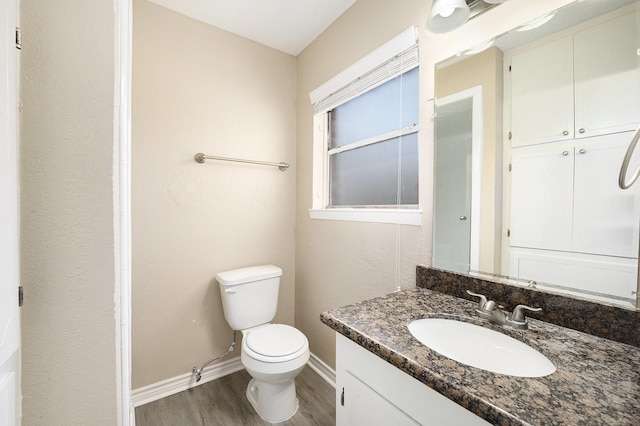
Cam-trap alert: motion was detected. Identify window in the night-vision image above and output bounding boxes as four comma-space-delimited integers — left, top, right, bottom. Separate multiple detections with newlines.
328, 67, 418, 207
309, 28, 421, 225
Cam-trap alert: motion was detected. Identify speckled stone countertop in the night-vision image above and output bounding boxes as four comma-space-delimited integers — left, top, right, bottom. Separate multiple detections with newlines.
321, 287, 640, 425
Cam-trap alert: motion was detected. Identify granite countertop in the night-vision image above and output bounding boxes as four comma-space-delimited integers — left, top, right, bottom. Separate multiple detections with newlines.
321, 287, 640, 425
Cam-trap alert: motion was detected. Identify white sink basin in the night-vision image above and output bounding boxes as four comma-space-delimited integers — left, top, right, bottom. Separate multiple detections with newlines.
408, 318, 556, 377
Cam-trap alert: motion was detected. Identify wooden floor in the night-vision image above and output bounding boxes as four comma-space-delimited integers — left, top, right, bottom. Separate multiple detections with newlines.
135, 366, 336, 426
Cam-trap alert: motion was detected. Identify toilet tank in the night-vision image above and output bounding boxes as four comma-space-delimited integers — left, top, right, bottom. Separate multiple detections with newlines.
216, 265, 282, 331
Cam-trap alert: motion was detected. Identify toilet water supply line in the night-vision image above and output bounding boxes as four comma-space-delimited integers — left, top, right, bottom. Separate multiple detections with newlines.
192, 331, 237, 382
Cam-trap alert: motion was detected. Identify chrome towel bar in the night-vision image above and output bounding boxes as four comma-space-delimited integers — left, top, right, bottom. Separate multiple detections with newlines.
194, 153, 289, 171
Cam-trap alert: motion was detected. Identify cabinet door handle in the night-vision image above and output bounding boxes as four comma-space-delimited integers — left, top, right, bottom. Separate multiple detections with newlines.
578, 128, 586, 134
578, 149, 586, 154
562, 130, 569, 136
459, 216, 467, 221
562, 151, 569, 156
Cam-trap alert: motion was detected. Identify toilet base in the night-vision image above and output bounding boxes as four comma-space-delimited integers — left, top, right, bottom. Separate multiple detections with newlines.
246, 377, 299, 423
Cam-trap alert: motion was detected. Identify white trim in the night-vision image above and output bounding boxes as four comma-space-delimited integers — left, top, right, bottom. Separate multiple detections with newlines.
115, 0, 133, 425
307, 353, 336, 388
468, 87, 483, 271
311, 114, 328, 210
131, 356, 244, 408
309, 208, 422, 226
309, 27, 418, 106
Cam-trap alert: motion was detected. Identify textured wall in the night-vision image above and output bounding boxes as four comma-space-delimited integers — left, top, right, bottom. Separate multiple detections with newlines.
132, 0, 297, 388
295, 0, 432, 370
19, 0, 119, 424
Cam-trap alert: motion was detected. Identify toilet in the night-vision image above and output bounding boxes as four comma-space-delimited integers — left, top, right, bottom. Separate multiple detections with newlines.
216, 265, 310, 423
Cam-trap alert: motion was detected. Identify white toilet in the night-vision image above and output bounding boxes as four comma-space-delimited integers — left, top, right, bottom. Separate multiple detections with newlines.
216, 265, 310, 423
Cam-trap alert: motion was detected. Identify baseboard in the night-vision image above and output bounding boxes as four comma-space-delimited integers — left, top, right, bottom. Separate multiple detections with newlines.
131, 356, 244, 407
131, 352, 337, 408
307, 352, 336, 388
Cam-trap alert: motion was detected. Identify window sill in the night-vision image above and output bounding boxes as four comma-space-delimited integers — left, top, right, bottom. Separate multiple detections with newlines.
309, 208, 422, 226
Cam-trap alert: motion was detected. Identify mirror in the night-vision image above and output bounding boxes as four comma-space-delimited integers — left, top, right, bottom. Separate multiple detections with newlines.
433, 0, 640, 308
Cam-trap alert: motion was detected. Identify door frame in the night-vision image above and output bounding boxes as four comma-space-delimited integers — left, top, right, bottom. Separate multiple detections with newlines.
434, 86, 484, 272
0, 0, 21, 423
116, 0, 133, 424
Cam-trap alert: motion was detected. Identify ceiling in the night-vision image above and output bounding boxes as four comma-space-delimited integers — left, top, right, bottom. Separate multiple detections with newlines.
147, 0, 357, 56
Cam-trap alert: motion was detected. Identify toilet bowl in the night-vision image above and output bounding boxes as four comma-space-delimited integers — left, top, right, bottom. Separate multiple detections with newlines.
241, 324, 310, 422
216, 265, 310, 423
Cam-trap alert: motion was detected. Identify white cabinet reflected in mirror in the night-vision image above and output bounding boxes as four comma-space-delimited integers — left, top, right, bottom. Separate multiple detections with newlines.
433, 0, 640, 308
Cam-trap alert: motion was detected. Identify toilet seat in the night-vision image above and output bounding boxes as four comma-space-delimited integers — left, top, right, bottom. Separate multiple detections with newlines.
243, 324, 308, 363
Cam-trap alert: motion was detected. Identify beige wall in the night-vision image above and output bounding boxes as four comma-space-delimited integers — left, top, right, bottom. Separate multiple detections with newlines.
20, 0, 120, 424
131, 0, 297, 388
435, 47, 504, 273
295, 0, 432, 370
294, 0, 574, 370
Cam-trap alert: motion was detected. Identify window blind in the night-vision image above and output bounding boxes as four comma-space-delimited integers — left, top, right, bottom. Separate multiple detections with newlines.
309, 27, 419, 114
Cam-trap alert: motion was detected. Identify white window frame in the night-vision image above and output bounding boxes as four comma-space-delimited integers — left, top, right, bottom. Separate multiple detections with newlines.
308, 27, 422, 226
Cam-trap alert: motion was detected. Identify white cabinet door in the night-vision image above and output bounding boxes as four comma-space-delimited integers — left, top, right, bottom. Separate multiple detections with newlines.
510, 141, 575, 250
574, 13, 640, 138
341, 372, 419, 426
336, 334, 491, 426
573, 132, 640, 257
509, 36, 574, 147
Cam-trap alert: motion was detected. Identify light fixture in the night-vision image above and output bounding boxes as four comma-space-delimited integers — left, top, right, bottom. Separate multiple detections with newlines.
428, 0, 471, 33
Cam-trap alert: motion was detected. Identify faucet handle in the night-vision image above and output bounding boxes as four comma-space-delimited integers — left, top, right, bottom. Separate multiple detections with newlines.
510, 304, 542, 322
466, 290, 488, 309
483, 300, 499, 312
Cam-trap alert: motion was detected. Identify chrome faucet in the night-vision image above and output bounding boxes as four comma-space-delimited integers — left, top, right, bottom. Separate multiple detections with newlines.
466, 290, 541, 330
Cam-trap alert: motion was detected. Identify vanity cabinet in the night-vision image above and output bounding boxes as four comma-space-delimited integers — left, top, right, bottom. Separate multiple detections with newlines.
508, 12, 640, 148
335, 334, 490, 426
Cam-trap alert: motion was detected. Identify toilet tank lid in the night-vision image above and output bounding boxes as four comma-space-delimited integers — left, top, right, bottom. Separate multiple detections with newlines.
216, 264, 282, 286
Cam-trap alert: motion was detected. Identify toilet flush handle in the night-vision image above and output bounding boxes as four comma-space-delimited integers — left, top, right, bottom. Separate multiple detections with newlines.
225, 289, 237, 294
